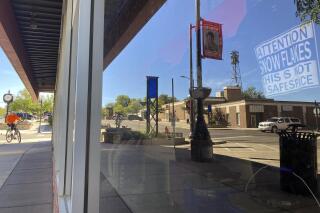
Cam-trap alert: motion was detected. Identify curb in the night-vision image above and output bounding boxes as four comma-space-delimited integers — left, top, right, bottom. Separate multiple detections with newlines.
212, 140, 227, 145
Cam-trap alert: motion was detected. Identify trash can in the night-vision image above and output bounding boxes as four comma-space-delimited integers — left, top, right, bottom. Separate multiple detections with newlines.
279, 131, 318, 195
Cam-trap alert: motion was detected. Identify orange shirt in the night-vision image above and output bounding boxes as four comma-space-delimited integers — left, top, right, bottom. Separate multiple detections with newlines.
6, 114, 20, 124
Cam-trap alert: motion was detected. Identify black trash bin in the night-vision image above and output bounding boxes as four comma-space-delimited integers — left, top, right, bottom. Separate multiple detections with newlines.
279, 131, 318, 195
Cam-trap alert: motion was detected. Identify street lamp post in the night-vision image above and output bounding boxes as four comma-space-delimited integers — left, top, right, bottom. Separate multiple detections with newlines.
189, 24, 195, 136
180, 75, 195, 137
190, 0, 213, 162
38, 99, 43, 133
172, 78, 176, 148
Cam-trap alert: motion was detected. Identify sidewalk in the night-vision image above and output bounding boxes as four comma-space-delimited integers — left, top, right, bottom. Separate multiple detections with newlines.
0, 141, 52, 213
100, 143, 320, 213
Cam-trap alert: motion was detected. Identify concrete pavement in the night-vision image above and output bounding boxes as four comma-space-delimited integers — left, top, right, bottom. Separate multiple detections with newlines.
100, 143, 320, 213
0, 143, 34, 189
0, 141, 52, 213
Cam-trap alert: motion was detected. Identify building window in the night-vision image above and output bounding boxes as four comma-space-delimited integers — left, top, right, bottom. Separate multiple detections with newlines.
236, 113, 240, 126
249, 105, 264, 113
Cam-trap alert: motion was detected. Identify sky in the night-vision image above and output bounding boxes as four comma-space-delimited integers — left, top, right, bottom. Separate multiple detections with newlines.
0, 49, 25, 107
102, 0, 320, 105
1, 0, 320, 107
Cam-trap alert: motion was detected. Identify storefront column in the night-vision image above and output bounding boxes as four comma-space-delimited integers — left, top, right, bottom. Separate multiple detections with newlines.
70, 0, 104, 212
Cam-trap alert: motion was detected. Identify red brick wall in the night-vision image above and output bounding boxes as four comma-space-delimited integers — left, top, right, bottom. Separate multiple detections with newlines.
280, 106, 303, 122
263, 105, 278, 120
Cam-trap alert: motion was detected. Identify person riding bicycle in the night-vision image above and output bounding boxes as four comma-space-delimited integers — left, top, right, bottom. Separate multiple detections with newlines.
5, 113, 21, 131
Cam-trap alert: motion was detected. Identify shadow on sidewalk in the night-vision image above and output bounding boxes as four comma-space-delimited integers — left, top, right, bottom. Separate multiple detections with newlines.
100, 143, 320, 213
175, 148, 320, 211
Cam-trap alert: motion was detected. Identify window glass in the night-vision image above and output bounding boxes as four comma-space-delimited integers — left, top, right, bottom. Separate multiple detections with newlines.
99, 1, 320, 212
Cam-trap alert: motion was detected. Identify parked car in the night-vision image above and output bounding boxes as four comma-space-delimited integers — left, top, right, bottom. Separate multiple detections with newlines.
127, 114, 143, 121
17, 112, 35, 120
258, 117, 301, 133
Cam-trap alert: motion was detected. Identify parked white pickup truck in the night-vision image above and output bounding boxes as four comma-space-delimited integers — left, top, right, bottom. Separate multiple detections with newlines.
258, 117, 301, 133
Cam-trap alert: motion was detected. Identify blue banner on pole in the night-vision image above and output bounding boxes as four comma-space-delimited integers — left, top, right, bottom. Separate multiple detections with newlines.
147, 76, 158, 99
208, 104, 212, 113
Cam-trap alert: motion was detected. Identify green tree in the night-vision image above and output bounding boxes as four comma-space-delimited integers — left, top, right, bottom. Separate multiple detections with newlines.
127, 99, 143, 114
295, 0, 320, 24
10, 89, 54, 114
10, 89, 39, 114
40, 94, 54, 113
113, 103, 126, 115
242, 87, 265, 99
111, 95, 144, 115
158, 94, 178, 107
116, 95, 130, 107
0, 107, 6, 117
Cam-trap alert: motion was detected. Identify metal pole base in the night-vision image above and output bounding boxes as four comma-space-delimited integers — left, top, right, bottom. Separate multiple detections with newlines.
191, 140, 213, 162
190, 98, 213, 162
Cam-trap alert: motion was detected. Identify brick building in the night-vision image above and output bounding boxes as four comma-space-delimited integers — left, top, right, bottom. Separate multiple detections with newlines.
160, 87, 319, 129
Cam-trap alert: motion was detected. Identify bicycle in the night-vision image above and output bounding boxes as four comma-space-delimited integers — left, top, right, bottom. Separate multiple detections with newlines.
6, 122, 22, 143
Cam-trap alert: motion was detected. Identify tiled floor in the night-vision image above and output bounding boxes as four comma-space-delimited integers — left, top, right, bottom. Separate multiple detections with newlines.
100, 143, 320, 213
0, 142, 52, 213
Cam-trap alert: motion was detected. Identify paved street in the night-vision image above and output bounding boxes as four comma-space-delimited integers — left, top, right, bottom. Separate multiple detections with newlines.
102, 120, 320, 172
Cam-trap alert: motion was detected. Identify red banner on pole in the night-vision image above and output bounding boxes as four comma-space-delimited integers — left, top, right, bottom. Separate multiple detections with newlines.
202, 19, 223, 60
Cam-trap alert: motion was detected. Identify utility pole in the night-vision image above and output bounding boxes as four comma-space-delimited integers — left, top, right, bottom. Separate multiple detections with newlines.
195, 0, 202, 88
191, 0, 213, 162
172, 78, 176, 148
189, 24, 195, 137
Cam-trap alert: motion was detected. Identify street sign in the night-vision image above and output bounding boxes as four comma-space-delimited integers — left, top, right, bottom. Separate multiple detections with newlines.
146, 76, 158, 99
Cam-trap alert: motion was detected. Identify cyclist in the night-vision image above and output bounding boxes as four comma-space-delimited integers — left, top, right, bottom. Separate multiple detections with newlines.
5, 112, 21, 132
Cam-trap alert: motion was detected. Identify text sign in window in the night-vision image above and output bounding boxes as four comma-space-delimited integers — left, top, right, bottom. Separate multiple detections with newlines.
255, 22, 320, 97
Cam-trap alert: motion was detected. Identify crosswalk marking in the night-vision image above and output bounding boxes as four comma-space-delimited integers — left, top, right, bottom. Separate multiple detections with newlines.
235, 143, 256, 152
257, 144, 278, 152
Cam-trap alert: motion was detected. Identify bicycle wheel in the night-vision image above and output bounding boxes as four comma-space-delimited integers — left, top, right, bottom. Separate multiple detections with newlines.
6, 130, 13, 143
15, 130, 21, 143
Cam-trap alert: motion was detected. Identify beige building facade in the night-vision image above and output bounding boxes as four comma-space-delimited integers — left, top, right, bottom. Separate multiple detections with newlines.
213, 99, 318, 128
160, 87, 319, 129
